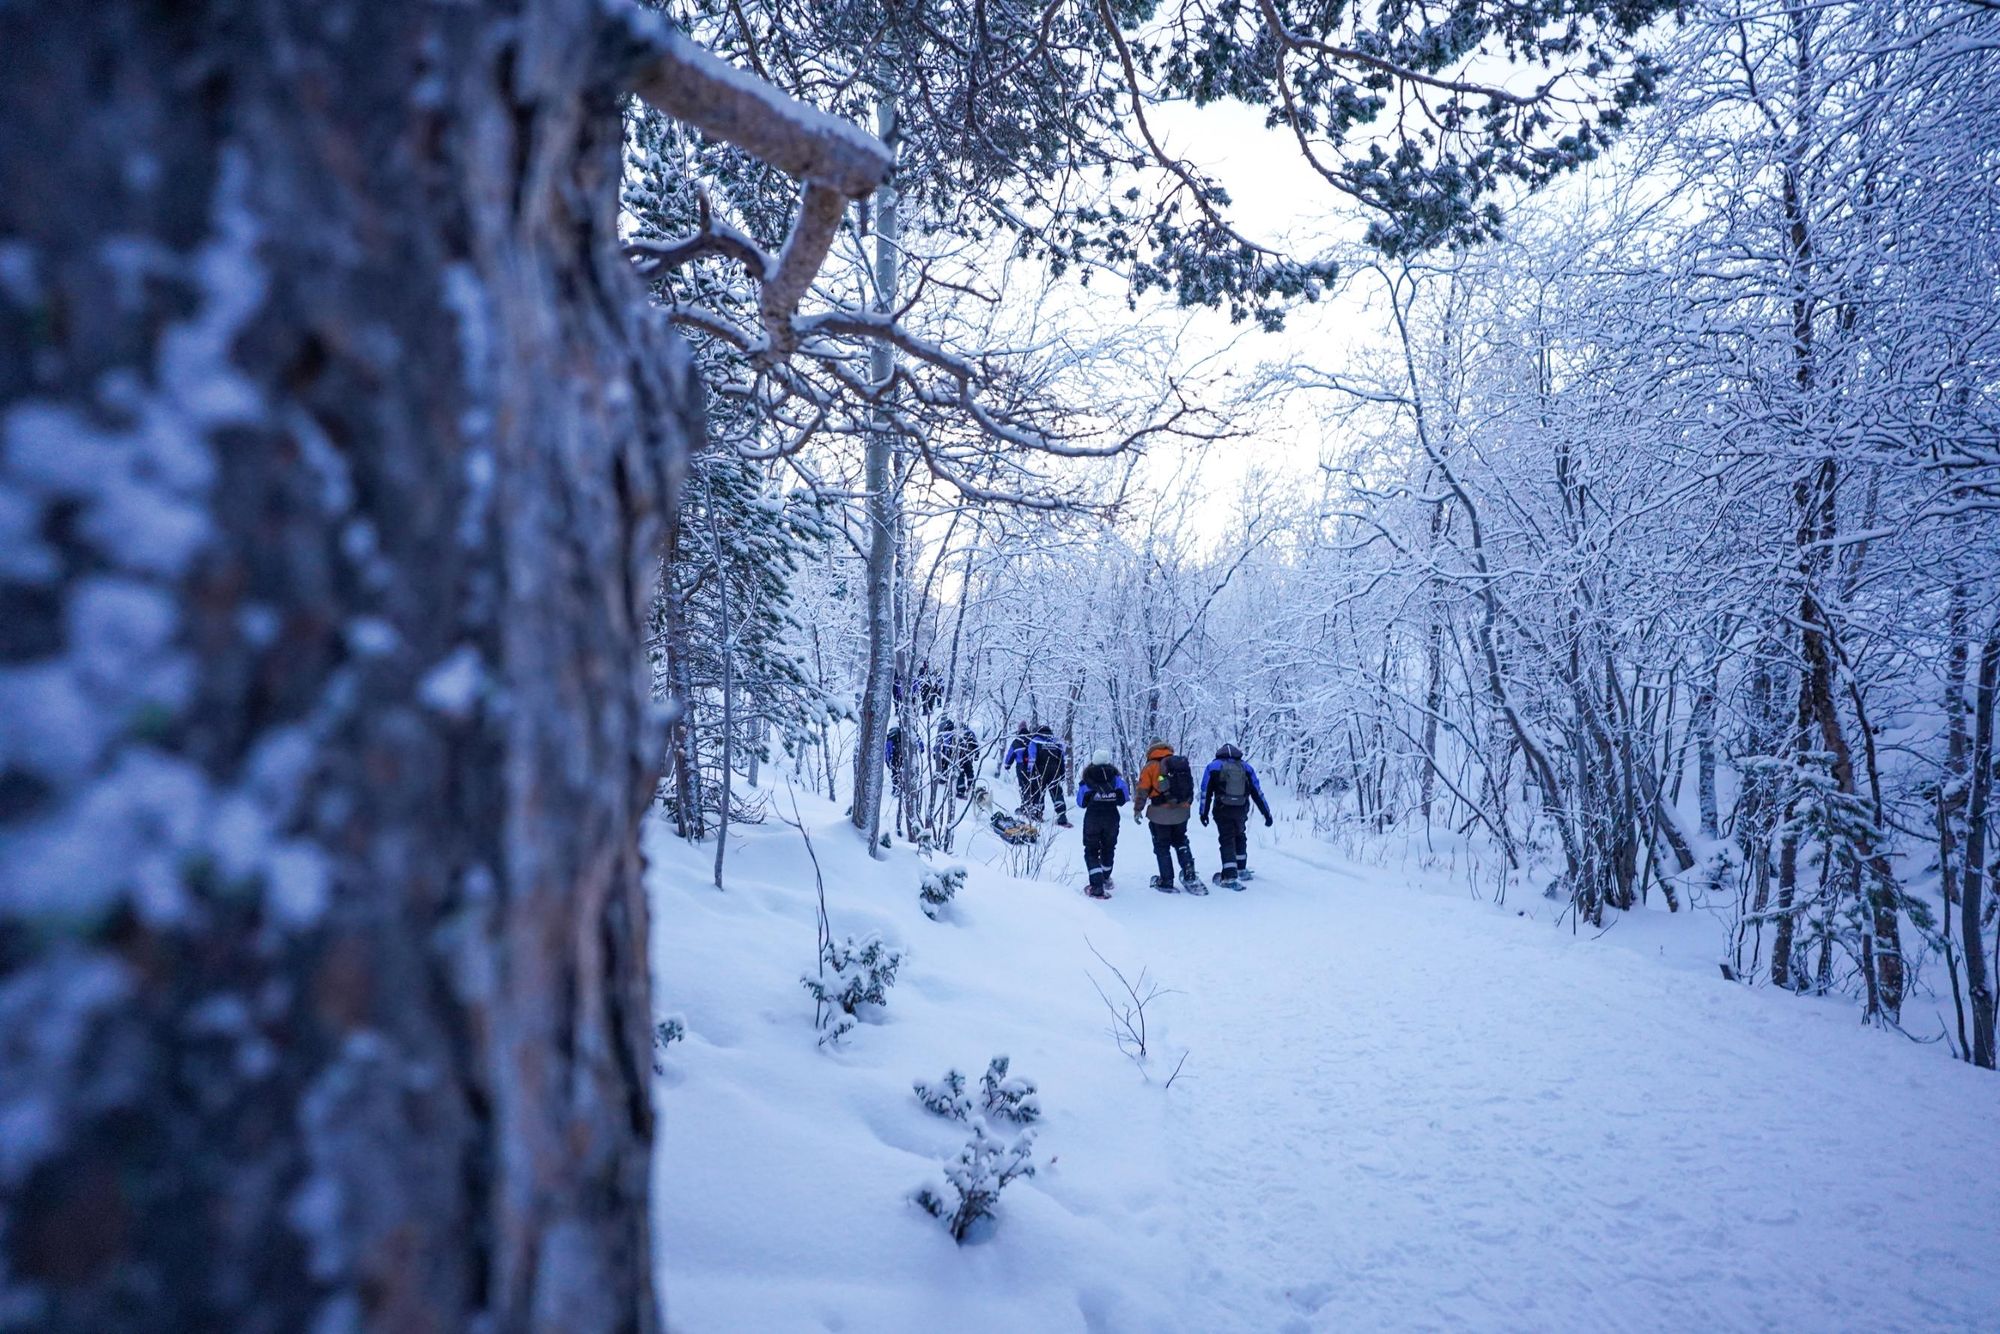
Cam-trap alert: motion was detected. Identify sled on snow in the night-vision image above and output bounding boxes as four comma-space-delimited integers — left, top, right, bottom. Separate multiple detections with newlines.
973, 785, 1040, 845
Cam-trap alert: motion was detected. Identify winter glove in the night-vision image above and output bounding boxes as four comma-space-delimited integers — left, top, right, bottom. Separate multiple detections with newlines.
1264, 814, 1274, 827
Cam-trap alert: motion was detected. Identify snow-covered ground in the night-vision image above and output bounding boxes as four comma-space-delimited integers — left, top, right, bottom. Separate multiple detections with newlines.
647, 786, 2000, 1333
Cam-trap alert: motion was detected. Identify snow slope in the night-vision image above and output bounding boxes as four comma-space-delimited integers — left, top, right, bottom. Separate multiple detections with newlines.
647, 788, 2000, 1332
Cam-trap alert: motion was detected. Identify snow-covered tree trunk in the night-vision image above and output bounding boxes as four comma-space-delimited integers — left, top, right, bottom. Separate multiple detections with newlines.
0, 2, 690, 1325
850, 95, 900, 856
1962, 626, 1999, 1069
712, 508, 735, 888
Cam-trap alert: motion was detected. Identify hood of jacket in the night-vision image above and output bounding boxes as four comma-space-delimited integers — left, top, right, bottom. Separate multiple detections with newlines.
1145, 742, 1175, 762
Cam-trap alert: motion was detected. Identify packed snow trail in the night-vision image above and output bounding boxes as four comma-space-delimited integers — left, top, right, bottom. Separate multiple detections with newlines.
647, 792, 2000, 1332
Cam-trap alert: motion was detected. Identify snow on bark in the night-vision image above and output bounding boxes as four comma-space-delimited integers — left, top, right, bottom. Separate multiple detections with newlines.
0, 0, 715, 1326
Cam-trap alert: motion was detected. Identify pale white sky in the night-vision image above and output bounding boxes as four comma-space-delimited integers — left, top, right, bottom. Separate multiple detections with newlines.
1096, 99, 1384, 545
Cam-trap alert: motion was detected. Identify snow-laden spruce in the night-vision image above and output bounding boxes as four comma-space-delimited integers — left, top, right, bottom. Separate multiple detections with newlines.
912, 1122, 1038, 1245
802, 932, 904, 1045
918, 864, 966, 921
913, 1055, 1040, 1125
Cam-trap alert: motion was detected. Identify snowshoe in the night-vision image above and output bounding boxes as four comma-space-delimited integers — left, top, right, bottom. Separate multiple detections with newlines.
1213, 870, 1246, 891
1236, 867, 1256, 882
1150, 875, 1179, 893
1055, 816, 1073, 829
1085, 880, 1111, 900
1181, 872, 1208, 896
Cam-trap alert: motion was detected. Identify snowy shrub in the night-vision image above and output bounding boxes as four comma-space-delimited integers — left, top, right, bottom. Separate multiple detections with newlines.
913, 1068, 974, 1121
979, 1055, 1041, 1124
918, 864, 967, 921
914, 1056, 1040, 1125
913, 1122, 1037, 1243
802, 933, 904, 1045
651, 1015, 685, 1074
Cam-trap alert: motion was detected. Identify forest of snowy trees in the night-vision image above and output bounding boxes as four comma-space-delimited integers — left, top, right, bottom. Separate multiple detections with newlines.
3, 0, 1997, 1327
656, 0, 2000, 1056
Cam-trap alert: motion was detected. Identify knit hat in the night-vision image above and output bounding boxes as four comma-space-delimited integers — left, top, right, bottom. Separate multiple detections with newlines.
1091, 749, 1113, 768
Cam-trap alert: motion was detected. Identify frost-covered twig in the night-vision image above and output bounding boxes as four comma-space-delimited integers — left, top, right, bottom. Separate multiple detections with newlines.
1084, 937, 1175, 1064
780, 783, 834, 1034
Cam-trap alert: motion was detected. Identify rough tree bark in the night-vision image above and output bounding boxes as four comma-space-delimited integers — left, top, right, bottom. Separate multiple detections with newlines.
0, 3, 686, 1327
1, 3, 889, 1328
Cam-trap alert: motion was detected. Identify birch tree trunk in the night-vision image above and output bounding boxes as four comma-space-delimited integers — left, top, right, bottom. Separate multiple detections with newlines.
1, 2, 689, 1326
849, 95, 899, 856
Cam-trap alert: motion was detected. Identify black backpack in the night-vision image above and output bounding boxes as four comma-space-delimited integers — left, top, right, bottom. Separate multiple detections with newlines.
1160, 753, 1195, 804
1216, 758, 1250, 806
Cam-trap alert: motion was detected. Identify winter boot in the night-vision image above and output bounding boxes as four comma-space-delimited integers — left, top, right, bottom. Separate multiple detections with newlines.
1150, 875, 1179, 893
1180, 870, 1207, 896
1056, 815, 1073, 829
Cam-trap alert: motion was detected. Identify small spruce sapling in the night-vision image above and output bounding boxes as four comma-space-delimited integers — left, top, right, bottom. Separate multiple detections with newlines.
979, 1055, 1041, 1124
651, 1015, 686, 1074
802, 933, 904, 1045
913, 1068, 973, 1121
914, 1055, 1040, 1124
918, 864, 967, 921
913, 1122, 1038, 1243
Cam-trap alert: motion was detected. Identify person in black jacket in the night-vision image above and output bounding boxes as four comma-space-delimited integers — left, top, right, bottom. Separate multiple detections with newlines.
1023, 723, 1072, 827
1199, 743, 1273, 884
884, 724, 905, 797
933, 718, 979, 798
1075, 749, 1128, 897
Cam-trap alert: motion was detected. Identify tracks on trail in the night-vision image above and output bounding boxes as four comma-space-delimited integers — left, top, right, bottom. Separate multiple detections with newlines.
1084, 836, 2000, 1332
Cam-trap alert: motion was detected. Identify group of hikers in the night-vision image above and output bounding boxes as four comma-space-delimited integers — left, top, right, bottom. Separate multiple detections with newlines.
881, 666, 1274, 897
983, 723, 1273, 897
1073, 738, 1273, 897
884, 715, 981, 799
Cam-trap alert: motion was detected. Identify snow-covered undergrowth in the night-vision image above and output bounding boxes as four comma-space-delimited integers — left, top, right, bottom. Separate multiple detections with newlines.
646, 784, 2000, 1332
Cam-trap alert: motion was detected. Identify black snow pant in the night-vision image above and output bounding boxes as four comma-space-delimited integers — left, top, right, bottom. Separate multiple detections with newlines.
1213, 807, 1249, 876
1083, 809, 1121, 888
1149, 819, 1195, 883
1023, 768, 1068, 820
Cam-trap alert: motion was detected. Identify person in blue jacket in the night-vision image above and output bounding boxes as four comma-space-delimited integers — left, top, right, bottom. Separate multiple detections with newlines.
999, 722, 1032, 810
1023, 723, 1072, 827
884, 724, 905, 796
1200, 743, 1272, 884
1075, 749, 1129, 897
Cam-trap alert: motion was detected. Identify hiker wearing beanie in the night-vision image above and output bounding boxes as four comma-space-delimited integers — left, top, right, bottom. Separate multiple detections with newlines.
1075, 749, 1129, 898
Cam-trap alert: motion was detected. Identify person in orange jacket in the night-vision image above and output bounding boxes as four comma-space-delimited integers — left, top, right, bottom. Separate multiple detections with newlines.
1133, 740, 1203, 893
